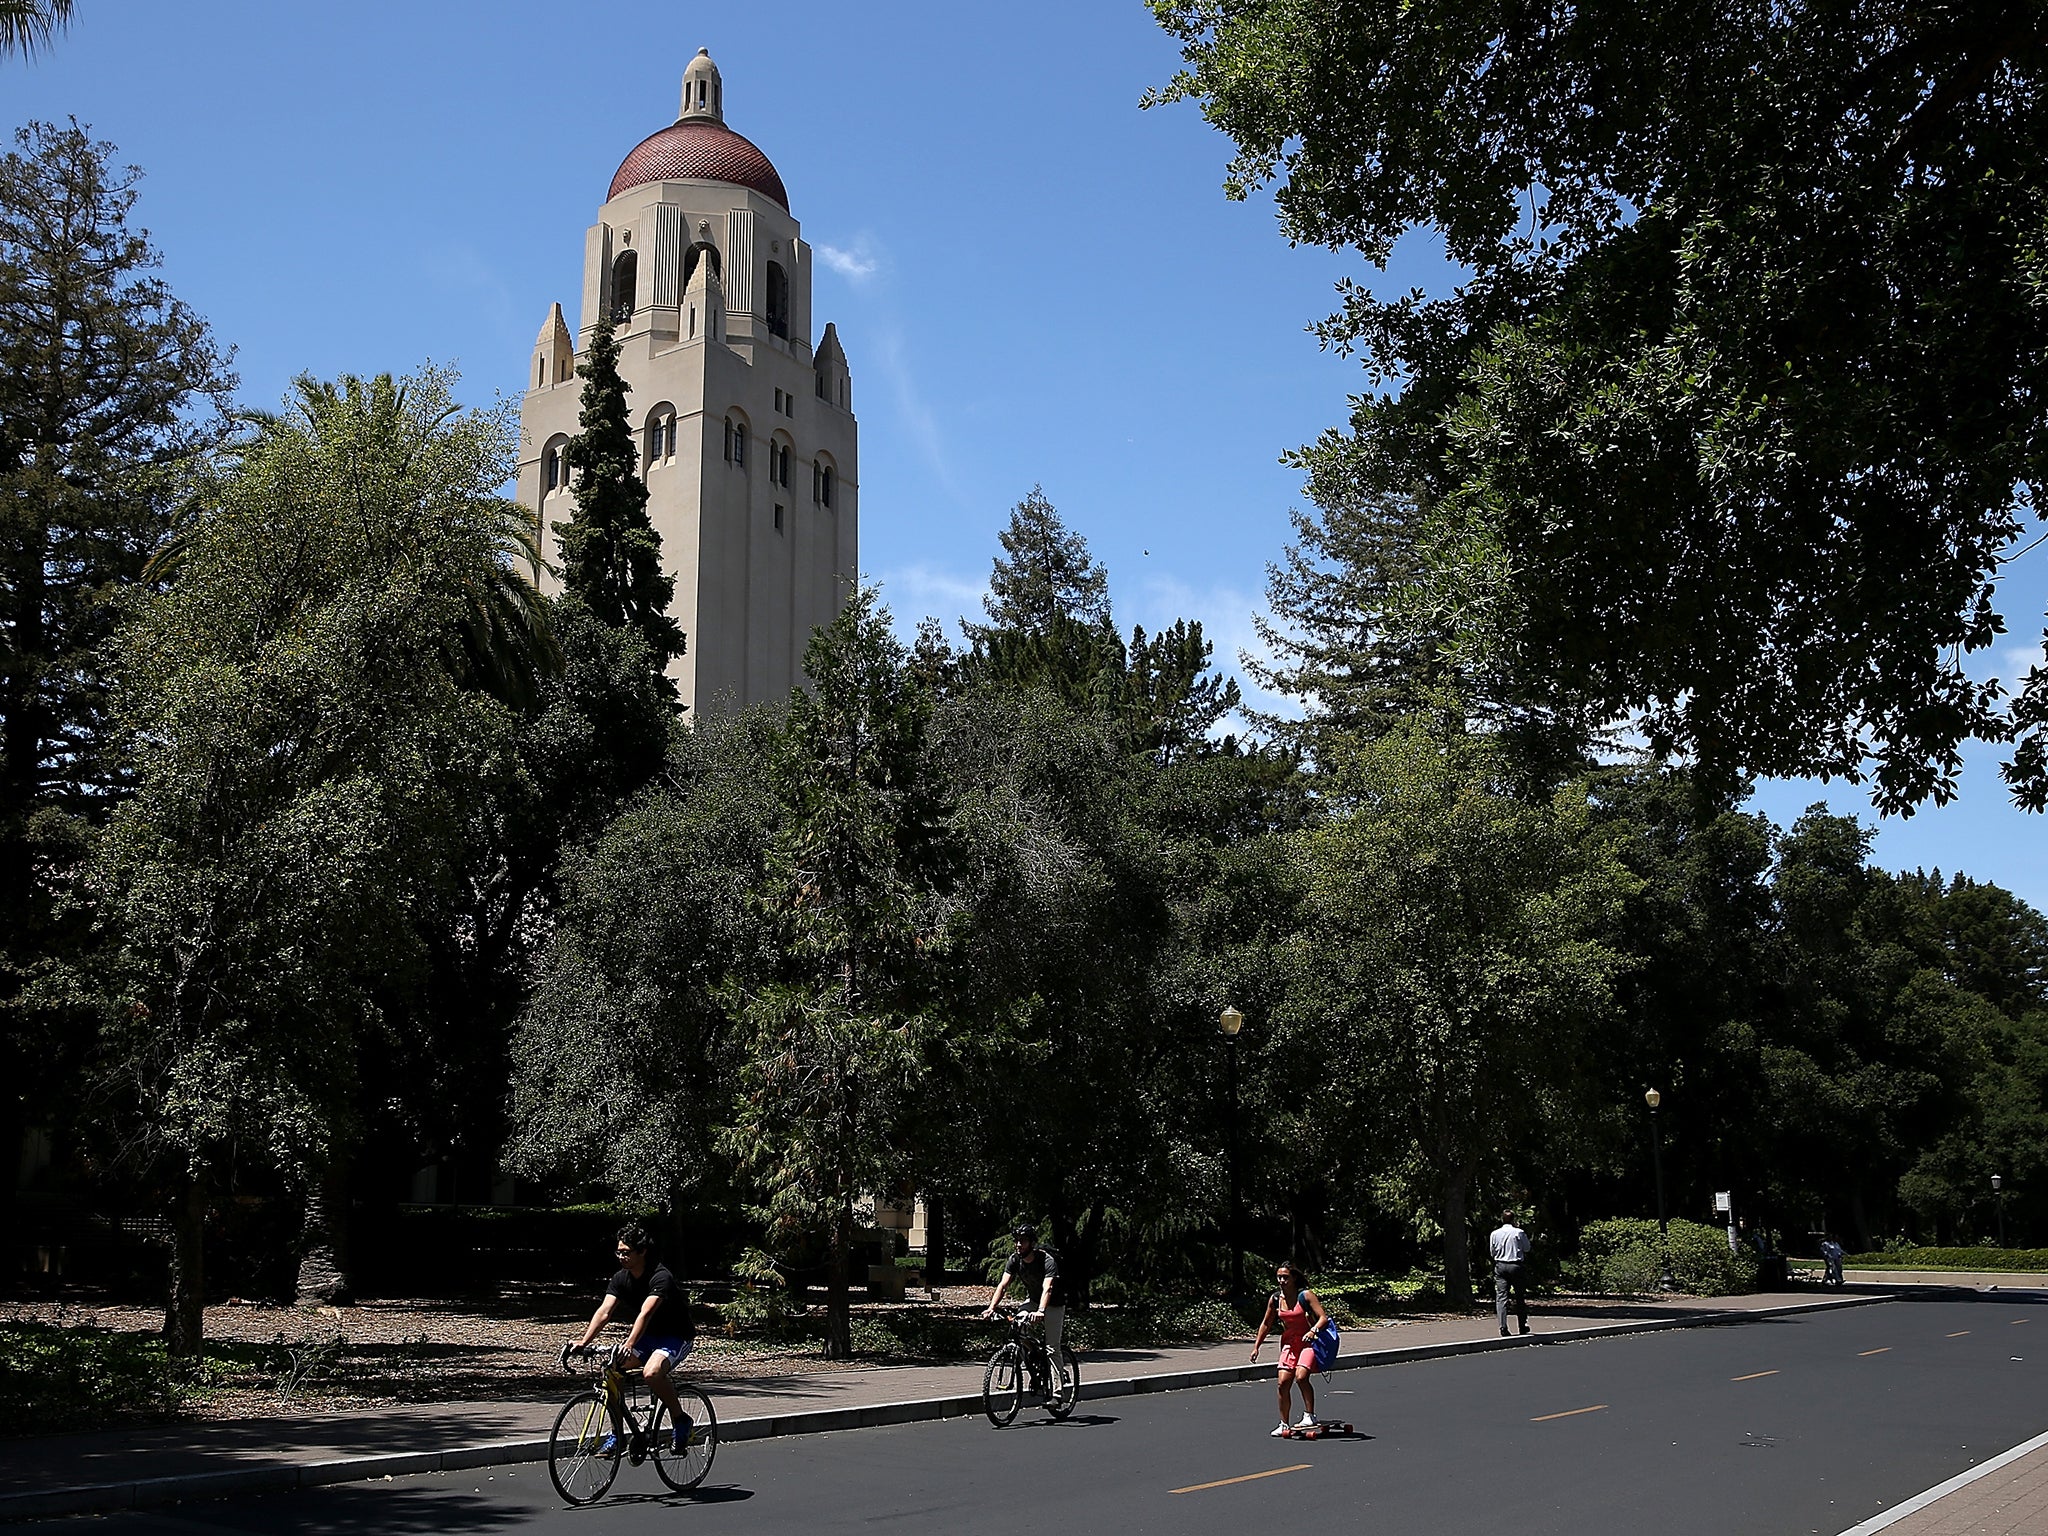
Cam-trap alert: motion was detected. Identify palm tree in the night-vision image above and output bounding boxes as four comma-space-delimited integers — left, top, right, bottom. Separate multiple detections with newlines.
0, 0, 75, 59
151, 369, 563, 712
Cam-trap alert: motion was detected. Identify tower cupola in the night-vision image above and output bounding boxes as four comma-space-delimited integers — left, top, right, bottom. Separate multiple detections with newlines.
680, 48, 723, 123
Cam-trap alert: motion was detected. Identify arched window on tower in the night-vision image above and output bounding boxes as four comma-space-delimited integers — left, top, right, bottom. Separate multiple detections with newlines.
765, 261, 789, 340
542, 436, 571, 496
610, 249, 639, 325
823, 465, 836, 509
643, 407, 677, 470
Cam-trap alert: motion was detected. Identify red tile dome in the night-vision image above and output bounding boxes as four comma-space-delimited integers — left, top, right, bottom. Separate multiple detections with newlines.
608, 119, 789, 210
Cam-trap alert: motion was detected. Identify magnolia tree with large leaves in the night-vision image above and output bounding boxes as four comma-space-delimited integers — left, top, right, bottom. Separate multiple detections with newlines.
1151, 0, 2048, 812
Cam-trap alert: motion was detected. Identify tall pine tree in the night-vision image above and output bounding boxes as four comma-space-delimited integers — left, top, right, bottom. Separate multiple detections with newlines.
555, 317, 686, 677
975, 486, 1110, 637
0, 122, 233, 1236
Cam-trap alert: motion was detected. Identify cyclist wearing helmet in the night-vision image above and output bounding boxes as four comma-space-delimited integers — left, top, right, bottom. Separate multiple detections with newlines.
983, 1224, 1066, 1376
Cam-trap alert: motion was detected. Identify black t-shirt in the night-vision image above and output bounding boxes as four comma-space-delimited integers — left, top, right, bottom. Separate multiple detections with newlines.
1003, 1246, 1064, 1306
607, 1259, 694, 1341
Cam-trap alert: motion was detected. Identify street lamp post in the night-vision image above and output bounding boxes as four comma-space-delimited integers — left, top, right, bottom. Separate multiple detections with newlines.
1646, 1088, 1673, 1291
1993, 1174, 2006, 1249
1219, 1005, 1245, 1302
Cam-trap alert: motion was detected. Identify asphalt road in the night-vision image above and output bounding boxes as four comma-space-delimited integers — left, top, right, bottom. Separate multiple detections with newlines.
82, 1294, 2047, 1536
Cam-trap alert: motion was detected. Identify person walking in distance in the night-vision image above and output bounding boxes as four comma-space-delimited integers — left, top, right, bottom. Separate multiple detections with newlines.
1819, 1233, 1846, 1289
1249, 1260, 1332, 1436
1490, 1210, 1532, 1336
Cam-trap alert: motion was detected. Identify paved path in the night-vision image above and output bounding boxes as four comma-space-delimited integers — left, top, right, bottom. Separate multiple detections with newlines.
0, 1291, 1863, 1520
1843, 1434, 2048, 1535
29, 1293, 2045, 1536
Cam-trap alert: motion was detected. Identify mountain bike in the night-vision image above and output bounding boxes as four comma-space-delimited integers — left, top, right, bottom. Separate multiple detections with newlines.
981, 1306, 1079, 1427
548, 1342, 717, 1505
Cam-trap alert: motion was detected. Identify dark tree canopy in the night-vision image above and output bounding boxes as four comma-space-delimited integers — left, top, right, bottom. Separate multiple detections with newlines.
0, 121, 233, 1193
556, 317, 686, 678
1151, 0, 2048, 812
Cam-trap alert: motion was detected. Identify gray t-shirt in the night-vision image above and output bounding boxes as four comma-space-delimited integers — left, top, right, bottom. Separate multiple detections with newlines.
1003, 1247, 1064, 1306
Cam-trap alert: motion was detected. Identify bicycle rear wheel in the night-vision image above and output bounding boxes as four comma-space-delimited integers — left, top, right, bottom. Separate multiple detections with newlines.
651, 1386, 719, 1492
1048, 1343, 1080, 1419
983, 1343, 1023, 1427
547, 1389, 621, 1506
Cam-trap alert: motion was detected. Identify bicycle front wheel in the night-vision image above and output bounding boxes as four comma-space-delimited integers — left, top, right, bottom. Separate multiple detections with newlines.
1048, 1343, 1080, 1419
983, 1344, 1023, 1427
547, 1389, 621, 1506
652, 1386, 719, 1492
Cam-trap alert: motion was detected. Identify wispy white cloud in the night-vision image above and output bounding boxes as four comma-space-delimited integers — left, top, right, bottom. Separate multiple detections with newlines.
816, 236, 881, 282
872, 562, 988, 638
870, 324, 965, 504
2001, 639, 2045, 697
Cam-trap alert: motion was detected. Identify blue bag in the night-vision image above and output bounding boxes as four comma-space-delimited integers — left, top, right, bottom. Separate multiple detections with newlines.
1310, 1315, 1340, 1372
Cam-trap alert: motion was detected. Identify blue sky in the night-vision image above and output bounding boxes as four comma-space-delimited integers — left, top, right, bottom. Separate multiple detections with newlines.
9, 1, 2043, 907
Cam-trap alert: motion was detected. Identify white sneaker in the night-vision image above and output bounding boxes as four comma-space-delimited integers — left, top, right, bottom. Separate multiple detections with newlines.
1295, 1413, 1316, 1429
1270, 1423, 1289, 1437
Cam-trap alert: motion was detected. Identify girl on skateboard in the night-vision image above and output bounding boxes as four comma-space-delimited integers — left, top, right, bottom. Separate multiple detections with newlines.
1249, 1260, 1332, 1435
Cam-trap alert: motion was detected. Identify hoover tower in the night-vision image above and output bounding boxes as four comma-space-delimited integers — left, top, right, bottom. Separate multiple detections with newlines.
517, 50, 857, 713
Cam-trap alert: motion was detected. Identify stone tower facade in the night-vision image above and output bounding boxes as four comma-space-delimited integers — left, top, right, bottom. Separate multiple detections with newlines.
517, 50, 857, 714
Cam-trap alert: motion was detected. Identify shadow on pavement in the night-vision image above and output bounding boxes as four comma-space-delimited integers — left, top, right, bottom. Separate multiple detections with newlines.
158, 1487, 523, 1534
1012, 1414, 1119, 1429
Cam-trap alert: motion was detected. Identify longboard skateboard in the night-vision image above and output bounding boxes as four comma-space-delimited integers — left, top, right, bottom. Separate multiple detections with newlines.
1279, 1421, 1356, 1439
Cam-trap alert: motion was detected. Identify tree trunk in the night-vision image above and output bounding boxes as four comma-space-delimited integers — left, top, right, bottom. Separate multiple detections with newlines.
1849, 1186, 1873, 1254
1441, 1170, 1473, 1312
824, 1207, 853, 1360
164, 1174, 208, 1357
923, 1191, 945, 1286
294, 1158, 352, 1305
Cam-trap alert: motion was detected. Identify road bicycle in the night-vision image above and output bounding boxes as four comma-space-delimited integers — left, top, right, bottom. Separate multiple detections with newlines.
548, 1342, 718, 1505
981, 1305, 1079, 1427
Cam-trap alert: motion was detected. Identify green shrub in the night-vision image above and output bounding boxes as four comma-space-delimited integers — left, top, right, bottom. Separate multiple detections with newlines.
1599, 1247, 1662, 1297
0, 1322, 220, 1435
1844, 1246, 2048, 1271
1568, 1218, 1758, 1297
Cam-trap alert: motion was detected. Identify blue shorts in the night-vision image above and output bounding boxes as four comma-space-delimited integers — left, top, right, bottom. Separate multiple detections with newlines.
629, 1336, 693, 1367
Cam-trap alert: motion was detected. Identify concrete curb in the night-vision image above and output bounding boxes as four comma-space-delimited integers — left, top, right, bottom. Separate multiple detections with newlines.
0, 1294, 1884, 1523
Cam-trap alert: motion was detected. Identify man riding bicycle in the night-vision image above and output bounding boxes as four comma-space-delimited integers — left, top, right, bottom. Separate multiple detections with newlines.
568, 1223, 695, 1454
983, 1223, 1065, 1385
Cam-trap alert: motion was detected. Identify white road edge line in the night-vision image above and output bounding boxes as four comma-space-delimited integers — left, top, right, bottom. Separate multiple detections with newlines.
1836, 1427, 2048, 1535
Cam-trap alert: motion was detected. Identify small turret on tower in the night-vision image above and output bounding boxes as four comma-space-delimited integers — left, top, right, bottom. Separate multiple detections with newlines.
679, 48, 723, 123
813, 321, 852, 411
531, 301, 574, 390
683, 243, 724, 344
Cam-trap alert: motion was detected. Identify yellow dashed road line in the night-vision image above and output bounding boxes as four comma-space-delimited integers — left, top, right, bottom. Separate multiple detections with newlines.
1531, 1404, 1608, 1422
1731, 1370, 1779, 1382
1859, 1347, 1891, 1357
1171, 1464, 1313, 1495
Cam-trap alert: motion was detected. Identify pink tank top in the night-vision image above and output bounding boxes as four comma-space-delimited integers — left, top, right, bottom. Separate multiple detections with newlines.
1274, 1290, 1311, 1350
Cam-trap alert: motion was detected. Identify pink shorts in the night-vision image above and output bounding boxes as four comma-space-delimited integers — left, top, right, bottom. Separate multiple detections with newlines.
1277, 1343, 1314, 1373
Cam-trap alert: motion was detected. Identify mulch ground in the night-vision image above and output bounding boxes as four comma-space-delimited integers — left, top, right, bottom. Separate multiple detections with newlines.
5, 1287, 1649, 1425
2, 1284, 1067, 1422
